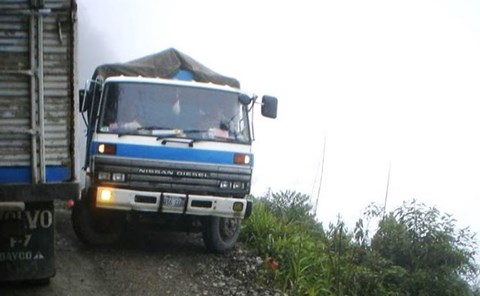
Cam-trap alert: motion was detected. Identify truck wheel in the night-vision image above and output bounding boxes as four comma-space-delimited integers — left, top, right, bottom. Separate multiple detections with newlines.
202, 216, 240, 253
26, 278, 51, 286
71, 194, 126, 246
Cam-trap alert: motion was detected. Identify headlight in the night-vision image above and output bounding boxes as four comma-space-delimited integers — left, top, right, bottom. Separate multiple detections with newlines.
220, 181, 245, 190
220, 181, 231, 189
98, 171, 111, 181
98, 172, 125, 182
232, 181, 244, 190
112, 173, 125, 182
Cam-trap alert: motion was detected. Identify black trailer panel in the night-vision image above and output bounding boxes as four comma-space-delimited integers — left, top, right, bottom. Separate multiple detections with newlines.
0, 201, 55, 282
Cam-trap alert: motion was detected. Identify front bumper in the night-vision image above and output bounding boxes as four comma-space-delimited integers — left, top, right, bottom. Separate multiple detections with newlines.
94, 186, 249, 219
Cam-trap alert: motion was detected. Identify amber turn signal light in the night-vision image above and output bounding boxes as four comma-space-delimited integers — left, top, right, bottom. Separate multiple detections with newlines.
98, 143, 116, 155
234, 153, 251, 165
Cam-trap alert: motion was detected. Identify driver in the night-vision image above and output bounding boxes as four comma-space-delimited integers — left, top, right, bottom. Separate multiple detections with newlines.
110, 103, 142, 130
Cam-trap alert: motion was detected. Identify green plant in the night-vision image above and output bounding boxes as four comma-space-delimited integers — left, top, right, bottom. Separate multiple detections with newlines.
371, 200, 478, 295
241, 193, 479, 296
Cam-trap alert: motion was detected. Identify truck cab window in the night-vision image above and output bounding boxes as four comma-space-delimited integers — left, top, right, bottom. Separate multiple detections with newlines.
98, 81, 251, 143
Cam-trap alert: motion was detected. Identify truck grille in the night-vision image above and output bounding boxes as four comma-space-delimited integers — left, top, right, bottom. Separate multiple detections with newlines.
93, 156, 251, 198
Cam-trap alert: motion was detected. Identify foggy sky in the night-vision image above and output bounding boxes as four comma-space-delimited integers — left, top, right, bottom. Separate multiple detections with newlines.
76, 0, 480, 245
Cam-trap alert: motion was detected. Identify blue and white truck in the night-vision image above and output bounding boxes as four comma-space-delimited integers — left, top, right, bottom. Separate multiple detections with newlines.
72, 48, 277, 252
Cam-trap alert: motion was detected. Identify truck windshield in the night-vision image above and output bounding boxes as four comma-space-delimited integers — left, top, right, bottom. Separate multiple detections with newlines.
98, 82, 251, 144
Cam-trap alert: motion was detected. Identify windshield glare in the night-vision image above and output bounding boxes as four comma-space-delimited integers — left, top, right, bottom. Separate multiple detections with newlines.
98, 82, 251, 143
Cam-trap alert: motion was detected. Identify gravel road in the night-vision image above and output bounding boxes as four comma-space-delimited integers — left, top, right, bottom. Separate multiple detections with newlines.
0, 202, 284, 296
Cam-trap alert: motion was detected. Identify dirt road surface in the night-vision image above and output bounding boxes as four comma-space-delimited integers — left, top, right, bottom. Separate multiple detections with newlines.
0, 202, 283, 296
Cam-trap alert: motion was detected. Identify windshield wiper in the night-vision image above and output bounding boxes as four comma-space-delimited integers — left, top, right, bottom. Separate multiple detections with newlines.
157, 137, 195, 147
115, 126, 177, 137
156, 130, 209, 147
151, 128, 209, 140
182, 129, 209, 134
117, 131, 139, 137
137, 126, 174, 131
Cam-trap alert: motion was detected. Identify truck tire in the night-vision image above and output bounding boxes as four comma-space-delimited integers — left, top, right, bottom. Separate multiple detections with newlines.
71, 194, 126, 246
26, 278, 51, 286
202, 216, 240, 253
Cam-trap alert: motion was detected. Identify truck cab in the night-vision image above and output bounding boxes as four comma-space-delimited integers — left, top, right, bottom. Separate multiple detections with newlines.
72, 49, 277, 252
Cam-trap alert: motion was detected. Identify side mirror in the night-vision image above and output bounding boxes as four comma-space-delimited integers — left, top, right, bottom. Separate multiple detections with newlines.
261, 95, 278, 119
79, 89, 85, 111
80, 79, 102, 113
79, 89, 92, 112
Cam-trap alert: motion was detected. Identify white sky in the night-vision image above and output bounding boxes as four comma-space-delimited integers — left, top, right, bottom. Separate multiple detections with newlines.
77, 0, 480, 239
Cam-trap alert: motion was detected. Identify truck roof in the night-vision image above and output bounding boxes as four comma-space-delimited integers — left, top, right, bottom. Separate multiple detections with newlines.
92, 48, 240, 89
104, 76, 243, 94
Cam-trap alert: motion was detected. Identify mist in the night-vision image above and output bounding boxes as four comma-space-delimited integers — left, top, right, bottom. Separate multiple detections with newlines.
75, 0, 480, 251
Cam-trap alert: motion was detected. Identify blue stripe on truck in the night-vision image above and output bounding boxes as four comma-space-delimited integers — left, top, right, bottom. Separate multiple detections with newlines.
91, 141, 253, 166
0, 166, 71, 183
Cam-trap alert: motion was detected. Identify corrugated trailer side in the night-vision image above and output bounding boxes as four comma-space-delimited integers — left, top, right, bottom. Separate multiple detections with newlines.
0, 0, 79, 283
0, 0, 78, 199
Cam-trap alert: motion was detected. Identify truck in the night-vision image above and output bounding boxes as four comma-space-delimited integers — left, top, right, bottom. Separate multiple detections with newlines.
72, 48, 277, 252
0, 0, 79, 283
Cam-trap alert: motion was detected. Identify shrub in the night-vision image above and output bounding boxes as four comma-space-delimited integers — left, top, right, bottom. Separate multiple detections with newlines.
241, 193, 478, 296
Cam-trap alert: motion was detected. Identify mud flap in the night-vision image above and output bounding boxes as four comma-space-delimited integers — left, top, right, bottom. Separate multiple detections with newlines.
0, 201, 55, 282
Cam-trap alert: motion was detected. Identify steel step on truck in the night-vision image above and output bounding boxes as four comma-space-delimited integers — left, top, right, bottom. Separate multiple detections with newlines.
72, 48, 277, 253
0, 0, 79, 283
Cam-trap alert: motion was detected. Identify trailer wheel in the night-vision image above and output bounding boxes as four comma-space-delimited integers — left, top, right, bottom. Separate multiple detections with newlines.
71, 193, 126, 246
202, 216, 240, 253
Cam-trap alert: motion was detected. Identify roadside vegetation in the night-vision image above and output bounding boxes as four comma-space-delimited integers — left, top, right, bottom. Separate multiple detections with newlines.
240, 190, 479, 296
